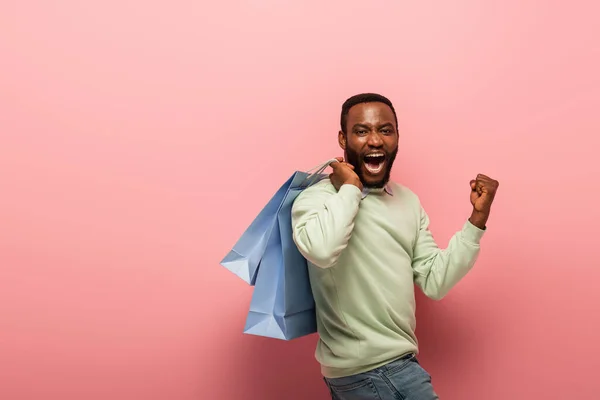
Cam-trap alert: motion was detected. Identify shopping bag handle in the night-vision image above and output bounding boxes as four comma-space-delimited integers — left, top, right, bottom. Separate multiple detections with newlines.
302, 158, 340, 187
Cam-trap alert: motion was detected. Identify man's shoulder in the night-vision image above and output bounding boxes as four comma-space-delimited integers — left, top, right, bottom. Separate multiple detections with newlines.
388, 181, 422, 205
290, 178, 337, 215
310, 177, 336, 191
388, 180, 417, 197
295, 177, 336, 200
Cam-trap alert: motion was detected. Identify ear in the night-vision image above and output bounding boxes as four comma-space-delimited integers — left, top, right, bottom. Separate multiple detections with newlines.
338, 130, 347, 150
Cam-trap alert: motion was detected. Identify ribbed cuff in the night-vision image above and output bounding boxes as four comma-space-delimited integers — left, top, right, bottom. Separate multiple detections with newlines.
462, 220, 486, 244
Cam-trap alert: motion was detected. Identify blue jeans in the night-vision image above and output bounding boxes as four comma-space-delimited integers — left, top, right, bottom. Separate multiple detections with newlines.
323, 354, 439, 400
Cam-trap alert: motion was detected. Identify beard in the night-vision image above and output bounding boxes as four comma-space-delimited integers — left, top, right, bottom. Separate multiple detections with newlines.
345, 146, 398, 189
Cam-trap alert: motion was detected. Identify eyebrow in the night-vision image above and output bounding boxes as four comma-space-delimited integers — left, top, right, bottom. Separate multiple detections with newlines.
351, 122, 395, 130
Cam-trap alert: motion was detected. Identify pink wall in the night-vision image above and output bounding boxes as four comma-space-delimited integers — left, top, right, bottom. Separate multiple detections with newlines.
1, 1, 599, 399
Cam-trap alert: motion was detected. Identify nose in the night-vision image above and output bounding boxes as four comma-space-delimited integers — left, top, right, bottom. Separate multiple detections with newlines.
367, 131, 383, 147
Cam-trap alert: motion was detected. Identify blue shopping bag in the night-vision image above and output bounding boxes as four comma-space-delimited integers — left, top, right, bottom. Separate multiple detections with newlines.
221, 159, 337, 340
220, 177, 293, 285
220, 159, 336, 286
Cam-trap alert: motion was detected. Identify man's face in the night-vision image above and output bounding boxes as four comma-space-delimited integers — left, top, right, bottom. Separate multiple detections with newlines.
339, 102, 399, 188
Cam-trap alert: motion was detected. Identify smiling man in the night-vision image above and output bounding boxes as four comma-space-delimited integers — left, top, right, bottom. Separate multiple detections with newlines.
291, 93, 499, 399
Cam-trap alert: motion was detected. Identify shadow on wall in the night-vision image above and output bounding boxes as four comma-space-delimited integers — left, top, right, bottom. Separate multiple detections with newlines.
232, 333, 328, 400
411, 250, 516, 394
414, 292, 482, 369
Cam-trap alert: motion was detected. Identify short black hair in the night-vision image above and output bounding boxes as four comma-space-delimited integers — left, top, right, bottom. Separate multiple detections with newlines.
340, 93, 398, 134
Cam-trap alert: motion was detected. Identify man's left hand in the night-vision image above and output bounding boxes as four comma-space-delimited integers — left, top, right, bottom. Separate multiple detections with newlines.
468, 174, 499, 229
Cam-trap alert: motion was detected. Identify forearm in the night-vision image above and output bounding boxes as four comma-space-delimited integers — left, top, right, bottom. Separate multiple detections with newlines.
292, 184, 362, 268
413, 220, 485, 300
469, 209, 490, 230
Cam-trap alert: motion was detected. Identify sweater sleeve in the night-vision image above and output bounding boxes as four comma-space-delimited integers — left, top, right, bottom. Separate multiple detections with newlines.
291, 182, 362, 269
411, 205, 486, 300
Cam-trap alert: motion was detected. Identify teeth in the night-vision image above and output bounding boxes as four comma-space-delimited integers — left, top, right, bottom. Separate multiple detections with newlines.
365, 162, 384, 174
364, 153, 385, 174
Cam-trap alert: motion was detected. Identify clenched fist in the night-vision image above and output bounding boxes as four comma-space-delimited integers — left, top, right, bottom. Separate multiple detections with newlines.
468, 174, 499, 229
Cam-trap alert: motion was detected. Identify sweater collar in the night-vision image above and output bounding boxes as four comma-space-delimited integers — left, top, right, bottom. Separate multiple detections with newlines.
361, 183, 394, 199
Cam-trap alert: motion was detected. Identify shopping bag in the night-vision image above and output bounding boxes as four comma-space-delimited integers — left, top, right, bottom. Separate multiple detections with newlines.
220, 159, 336, 285
242, 161, 336, 340
219, 177, 293, 285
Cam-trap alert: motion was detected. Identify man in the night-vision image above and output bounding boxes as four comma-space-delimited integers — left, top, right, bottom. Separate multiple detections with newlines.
291, 93, 499, 399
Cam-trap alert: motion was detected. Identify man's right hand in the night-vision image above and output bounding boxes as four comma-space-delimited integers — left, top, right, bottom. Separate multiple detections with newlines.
329, 157, 363, 191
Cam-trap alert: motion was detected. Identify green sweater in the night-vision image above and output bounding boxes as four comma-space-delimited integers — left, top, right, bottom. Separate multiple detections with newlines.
291, 179, 485, 378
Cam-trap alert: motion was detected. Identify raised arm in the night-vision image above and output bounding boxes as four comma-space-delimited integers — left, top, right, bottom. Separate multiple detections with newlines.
412, 208, 485, 300
412, 173, 499, 300
291, 160, 363, 269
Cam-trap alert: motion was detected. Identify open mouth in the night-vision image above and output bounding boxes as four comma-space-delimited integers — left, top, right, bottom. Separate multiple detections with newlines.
363, 153, 386, 174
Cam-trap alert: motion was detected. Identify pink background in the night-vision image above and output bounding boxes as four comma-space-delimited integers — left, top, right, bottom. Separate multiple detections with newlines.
1, 1, 599, 399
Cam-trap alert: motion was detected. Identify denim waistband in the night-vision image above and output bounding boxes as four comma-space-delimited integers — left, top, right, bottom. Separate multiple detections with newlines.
378, 352, 416, 372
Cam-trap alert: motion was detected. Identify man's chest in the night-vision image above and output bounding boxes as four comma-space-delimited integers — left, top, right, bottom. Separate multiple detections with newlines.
352, 198, 420, 257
